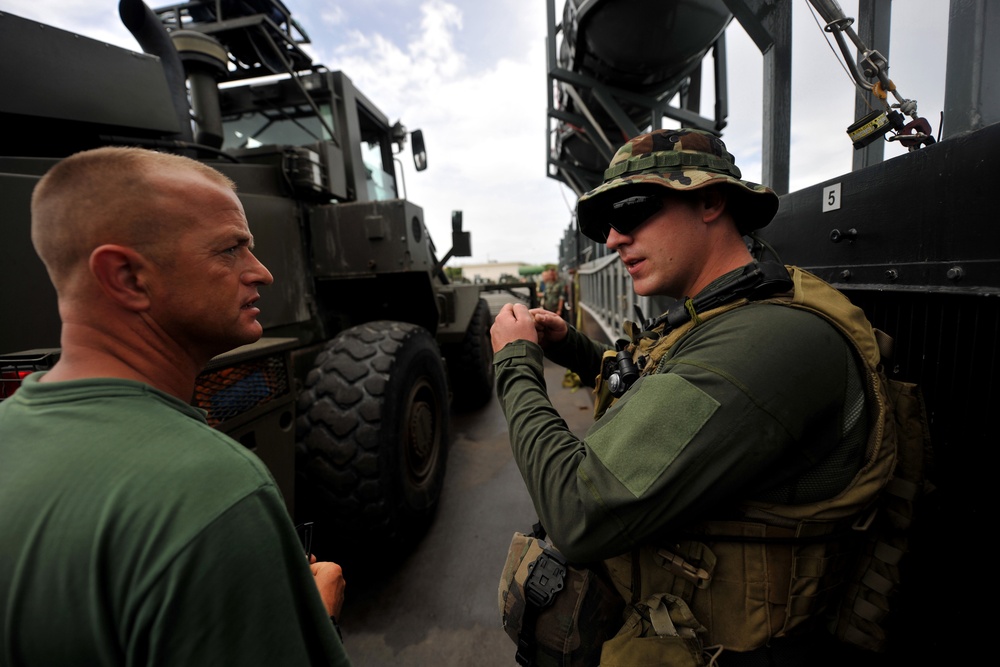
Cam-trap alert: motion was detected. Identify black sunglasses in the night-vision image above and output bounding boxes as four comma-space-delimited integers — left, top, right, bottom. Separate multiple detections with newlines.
580, 194, 665, 242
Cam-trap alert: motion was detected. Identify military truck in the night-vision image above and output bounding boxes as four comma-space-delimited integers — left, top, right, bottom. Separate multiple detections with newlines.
547, 0, 996, 663
0, 0, 496, 555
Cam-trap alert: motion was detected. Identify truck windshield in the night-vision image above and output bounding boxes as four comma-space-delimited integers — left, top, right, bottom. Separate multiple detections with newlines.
221, 102, 398, 202
222, 103, 335, 150
361, 140, 396, 201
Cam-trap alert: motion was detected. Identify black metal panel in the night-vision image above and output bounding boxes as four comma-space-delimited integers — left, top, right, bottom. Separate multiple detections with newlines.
845, 289, 996, 470
0, 167, 60, 353
310, 199, 434, 278
310, 272, 439, 337
762, 122, 1000, 293
0, 12, 180, 155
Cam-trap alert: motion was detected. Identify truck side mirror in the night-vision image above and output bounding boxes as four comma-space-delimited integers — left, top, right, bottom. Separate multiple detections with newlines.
412, 129, 427, 171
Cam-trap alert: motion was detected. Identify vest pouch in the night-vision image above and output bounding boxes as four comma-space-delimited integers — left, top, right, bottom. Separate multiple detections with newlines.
499, 532, 624, 667
599, 594, 709, 667
831, 377, 933, 652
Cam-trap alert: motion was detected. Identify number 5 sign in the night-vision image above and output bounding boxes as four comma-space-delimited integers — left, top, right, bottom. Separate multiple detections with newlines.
823, 183, 842, 212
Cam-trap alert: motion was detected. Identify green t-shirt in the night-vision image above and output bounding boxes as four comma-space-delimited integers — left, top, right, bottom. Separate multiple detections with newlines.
0, 375, 351, 667
495, 291, 865, 563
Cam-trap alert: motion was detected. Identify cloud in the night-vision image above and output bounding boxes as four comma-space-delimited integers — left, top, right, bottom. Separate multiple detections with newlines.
319, 6, 347, 27
410, 0, 463, 78
315, 1, 465, 111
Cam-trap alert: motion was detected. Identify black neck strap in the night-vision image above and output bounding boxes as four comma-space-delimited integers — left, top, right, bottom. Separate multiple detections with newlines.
647, 262, 793, 335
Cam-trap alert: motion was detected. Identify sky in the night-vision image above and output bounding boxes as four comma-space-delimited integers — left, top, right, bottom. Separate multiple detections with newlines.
1, 0, 950, 268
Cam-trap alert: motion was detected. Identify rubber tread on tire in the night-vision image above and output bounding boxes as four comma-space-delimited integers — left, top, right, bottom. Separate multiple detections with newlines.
295, 321, 449, 550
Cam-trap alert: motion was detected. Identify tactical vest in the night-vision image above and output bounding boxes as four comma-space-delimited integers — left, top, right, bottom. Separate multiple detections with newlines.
595, 267, 903, 662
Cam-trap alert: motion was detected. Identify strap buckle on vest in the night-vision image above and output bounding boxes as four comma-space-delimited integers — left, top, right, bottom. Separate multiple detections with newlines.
656, 548, 712, 588
515, 548, 567, 666
852, 506, 878, 532
523, 549, 567, 607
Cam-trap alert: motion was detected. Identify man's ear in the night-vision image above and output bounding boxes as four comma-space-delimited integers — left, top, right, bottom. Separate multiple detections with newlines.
89, 244, 153, 311
700, 186, 728, 224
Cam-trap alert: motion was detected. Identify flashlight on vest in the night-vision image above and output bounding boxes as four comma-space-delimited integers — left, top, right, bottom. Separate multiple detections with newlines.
607, 350, 639, 397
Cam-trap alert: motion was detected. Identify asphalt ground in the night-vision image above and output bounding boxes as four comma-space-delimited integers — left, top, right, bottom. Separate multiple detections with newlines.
336, 316, 602, 666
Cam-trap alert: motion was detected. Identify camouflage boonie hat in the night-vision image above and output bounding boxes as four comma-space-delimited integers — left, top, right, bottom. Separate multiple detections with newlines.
576, 128, 778, 238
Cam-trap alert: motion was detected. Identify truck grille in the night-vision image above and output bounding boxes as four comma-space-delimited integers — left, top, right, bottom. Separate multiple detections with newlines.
193, 353, 290, 427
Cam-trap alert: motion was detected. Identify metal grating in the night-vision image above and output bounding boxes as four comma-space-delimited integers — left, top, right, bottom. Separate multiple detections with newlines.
843, 289, 997, 470
193, 353, 290, 427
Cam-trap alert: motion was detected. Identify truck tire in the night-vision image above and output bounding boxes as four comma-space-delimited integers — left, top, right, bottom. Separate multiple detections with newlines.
444, 297, 495, 411
295, 321, 449, 552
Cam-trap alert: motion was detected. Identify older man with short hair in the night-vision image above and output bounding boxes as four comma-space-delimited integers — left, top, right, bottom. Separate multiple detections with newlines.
0, 147, 351, 666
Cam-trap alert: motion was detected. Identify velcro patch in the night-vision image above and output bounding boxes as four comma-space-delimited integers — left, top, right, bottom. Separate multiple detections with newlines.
586, 374, 719, 498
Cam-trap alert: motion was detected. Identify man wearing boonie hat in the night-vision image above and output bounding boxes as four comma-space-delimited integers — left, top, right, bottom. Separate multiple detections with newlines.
491, 129, 896, 665
576, 127, 778, 240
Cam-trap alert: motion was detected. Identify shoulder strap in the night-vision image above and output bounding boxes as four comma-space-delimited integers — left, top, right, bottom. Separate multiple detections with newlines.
595, 263, 793, 413
646, 262, 792, 335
